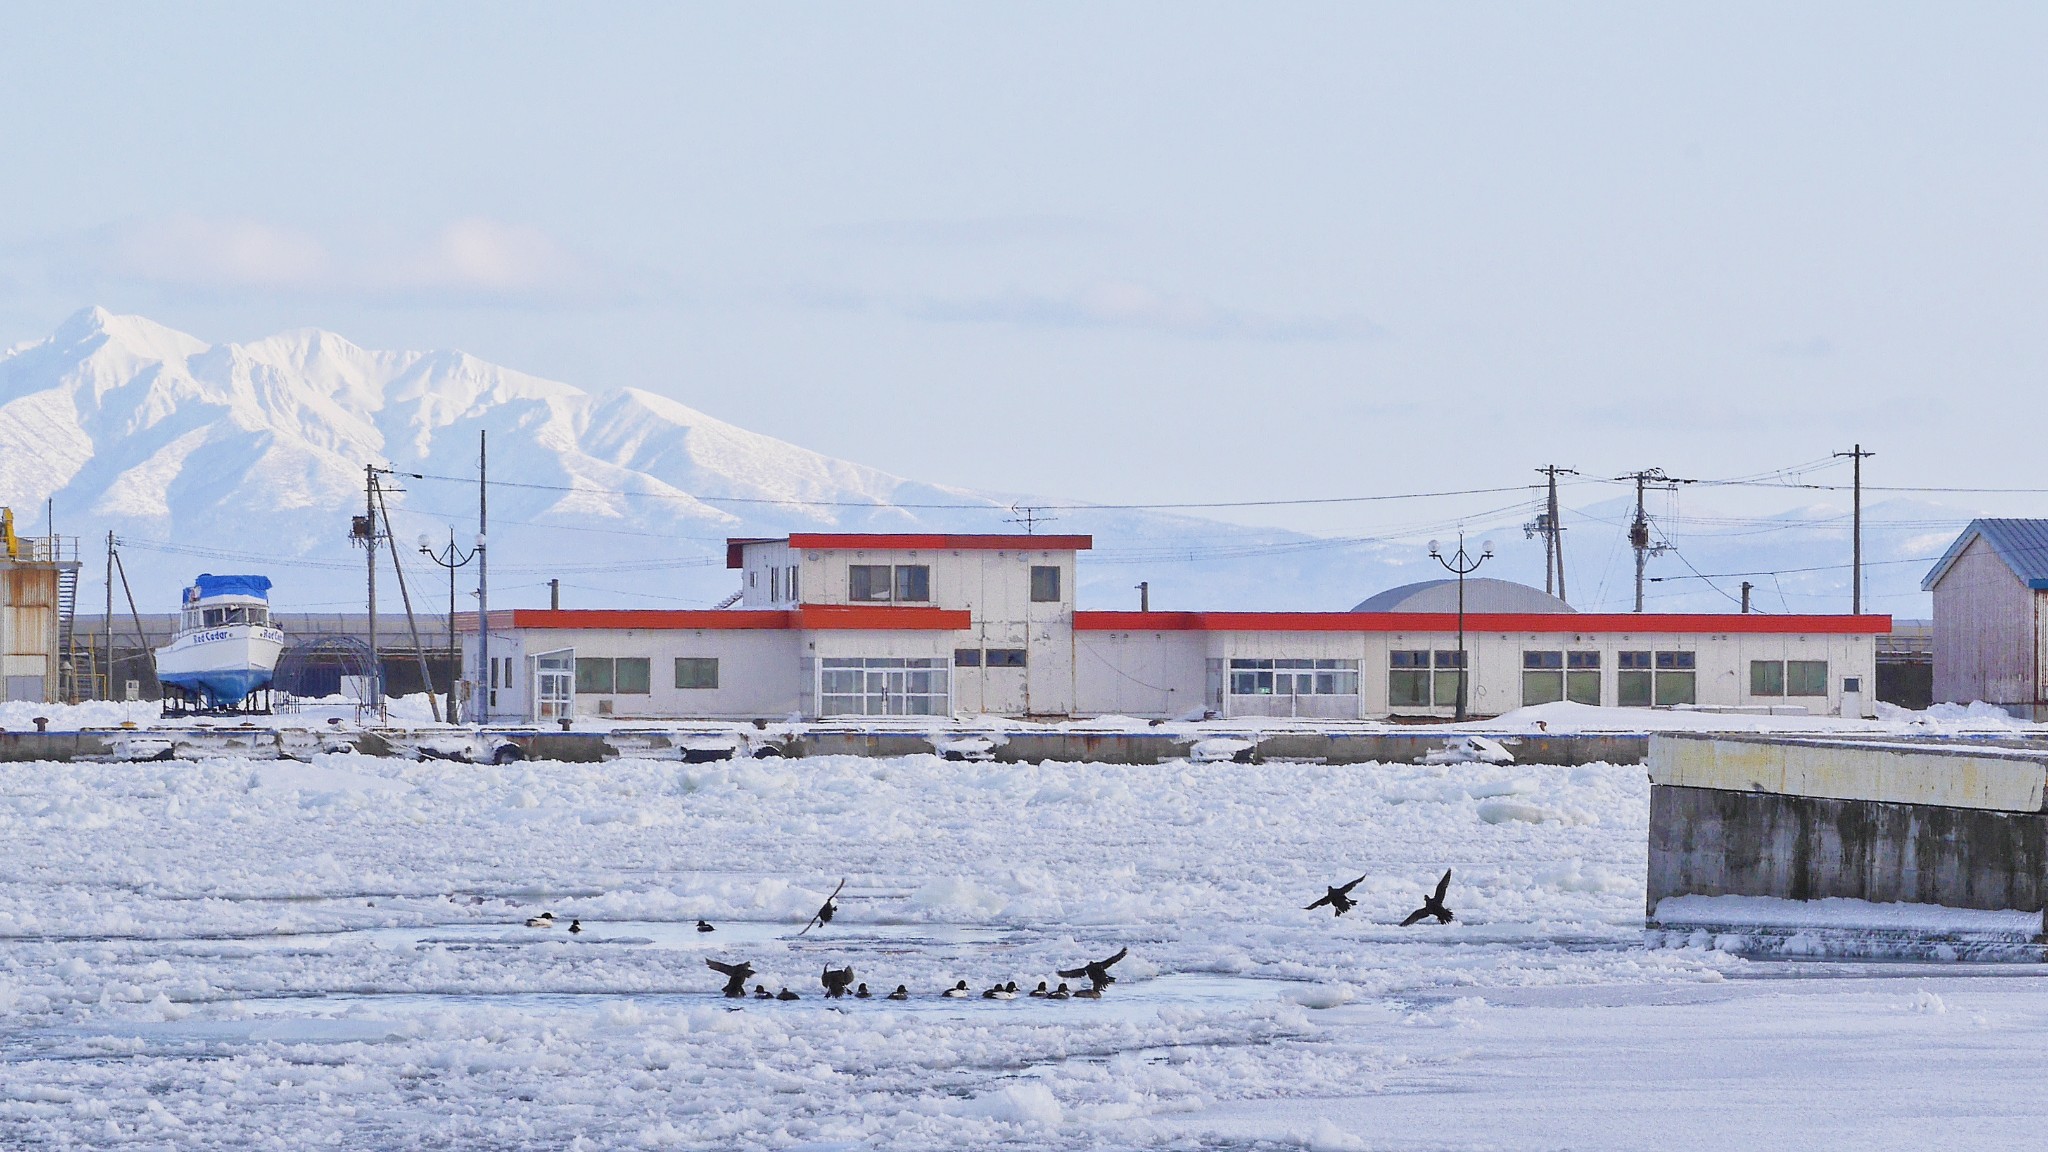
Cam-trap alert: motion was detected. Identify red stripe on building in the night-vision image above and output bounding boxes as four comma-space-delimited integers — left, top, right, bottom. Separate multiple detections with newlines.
459, 606, 973, 631
795, 604, 972, 630
1073, 611, 1893, 635
458, 609, 797, 632
780, 533, 1093, 553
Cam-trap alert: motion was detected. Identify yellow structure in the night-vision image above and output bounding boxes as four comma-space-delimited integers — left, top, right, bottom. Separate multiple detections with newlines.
0, 508, 82, 703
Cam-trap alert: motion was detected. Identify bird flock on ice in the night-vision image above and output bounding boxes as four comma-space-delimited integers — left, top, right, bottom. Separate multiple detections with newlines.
512, 869, 1459, 1004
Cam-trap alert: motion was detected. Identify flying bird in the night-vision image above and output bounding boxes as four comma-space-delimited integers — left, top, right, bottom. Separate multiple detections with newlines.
705, 958, 755, 998
1305, 874, 1367, 917
821, 965, 856, 999
1057, 947, 1128, 994
1399, 870, 1455, 926
798, 878, 847, 936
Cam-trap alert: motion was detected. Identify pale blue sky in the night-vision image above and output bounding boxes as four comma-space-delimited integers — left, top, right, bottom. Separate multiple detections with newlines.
3, 3, 2044, 546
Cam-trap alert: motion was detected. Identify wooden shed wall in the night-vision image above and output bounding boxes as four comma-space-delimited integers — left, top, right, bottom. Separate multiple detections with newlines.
1932, 536, 2038, 705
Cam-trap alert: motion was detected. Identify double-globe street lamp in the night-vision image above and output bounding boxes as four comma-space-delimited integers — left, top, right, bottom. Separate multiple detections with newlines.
1427, 533, 1493, 723
419, 529, 479, 723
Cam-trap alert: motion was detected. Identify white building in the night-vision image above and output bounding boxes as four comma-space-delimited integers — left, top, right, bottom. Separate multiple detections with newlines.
462, 533, 1887, 722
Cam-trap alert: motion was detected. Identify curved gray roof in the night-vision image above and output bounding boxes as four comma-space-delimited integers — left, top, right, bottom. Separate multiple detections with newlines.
1352, 577, 1575, 614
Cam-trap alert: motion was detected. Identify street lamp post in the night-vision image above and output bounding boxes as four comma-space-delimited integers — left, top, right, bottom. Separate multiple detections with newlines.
1428, 533, 1493, 722
419, 528, 478, 724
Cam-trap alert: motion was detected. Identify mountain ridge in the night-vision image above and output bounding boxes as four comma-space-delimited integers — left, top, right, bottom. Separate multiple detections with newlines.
0, 307, 1956, 617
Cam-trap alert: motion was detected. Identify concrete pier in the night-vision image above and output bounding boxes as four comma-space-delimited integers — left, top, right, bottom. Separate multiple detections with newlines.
1645, 733, 2048, 946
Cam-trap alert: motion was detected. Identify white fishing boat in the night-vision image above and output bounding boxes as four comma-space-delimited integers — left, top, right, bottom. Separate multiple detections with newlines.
155, 574, 286, 708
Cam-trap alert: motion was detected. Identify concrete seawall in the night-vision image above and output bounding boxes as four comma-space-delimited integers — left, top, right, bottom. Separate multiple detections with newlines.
3, 726, 1651, 766
1645, 733, 2048, 939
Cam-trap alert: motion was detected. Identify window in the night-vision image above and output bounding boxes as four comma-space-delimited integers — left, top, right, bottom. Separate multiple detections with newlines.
851, 563, 929, 602
769, 568, 781, 601
788, 566, 800, 602
894, 565, 930, 602
1751, 660, 1785, 697
1566, 651, 1600, 705
1229, 659, 1359, 696
1431, 651, 1467, 707
1030, 565, 1062, 603
675, 657, 719, 689
1654, 651, 1696, 706
202, 608, 227, 627
614, 658, 651, 695
986, 648, 1027, 668
1522, 650, 1564, 706
849, 565, 891, 602
575, 657, 615, 695
1788, 660, 1828, 696
953, 648, 982, 667
1618, 651, 1653, 707
1390, 650, 1431, 707
818, 656, 951, 716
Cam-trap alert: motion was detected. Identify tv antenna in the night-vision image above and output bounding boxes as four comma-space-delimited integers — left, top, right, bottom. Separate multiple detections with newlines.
1006, 503, 1055, 534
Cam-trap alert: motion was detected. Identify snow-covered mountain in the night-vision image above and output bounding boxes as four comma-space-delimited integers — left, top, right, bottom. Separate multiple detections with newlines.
0, 307, 1958, 618
0, 308, 1381, 612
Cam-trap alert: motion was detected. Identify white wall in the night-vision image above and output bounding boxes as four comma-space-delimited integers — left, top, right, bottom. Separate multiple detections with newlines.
469, 628, 803, 720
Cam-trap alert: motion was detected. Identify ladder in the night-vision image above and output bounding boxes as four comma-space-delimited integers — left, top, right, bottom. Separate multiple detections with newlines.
56, 565, 82, 701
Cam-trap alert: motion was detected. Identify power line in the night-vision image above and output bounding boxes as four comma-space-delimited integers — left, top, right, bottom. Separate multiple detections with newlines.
405, 470, 1548, 512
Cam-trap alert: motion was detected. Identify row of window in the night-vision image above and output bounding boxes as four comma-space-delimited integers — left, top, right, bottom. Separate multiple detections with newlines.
556, 650, 1834, 708
847, 564, 1064, 604
182, 605, 271, 629
573, 657, 722, 694
819, 656, 950, 716
1229, 658, 1362, 696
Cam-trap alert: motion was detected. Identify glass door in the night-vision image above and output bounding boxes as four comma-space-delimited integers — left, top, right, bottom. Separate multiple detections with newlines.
535, 650, 573, 720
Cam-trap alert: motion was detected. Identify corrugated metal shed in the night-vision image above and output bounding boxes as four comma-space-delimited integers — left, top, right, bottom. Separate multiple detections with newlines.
1923, 519, 2048, 591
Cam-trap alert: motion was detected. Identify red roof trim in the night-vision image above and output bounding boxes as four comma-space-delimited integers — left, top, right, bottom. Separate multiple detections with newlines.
782, 533, 1092, 553
458, 606, 973, 632
1073, 611, 1893, 635
796, 604, 972, 630
726, 538, 779, 569
460, 609, 796, 632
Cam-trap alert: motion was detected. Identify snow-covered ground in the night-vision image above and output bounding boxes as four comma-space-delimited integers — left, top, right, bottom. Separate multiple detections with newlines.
1, 751, 2045, 1148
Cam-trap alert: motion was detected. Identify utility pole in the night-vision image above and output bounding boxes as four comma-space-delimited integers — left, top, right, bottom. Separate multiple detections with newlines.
549, 579, 560, 610
1525, 465, 1576, 603
1740, 581, 1753, 614
476, 430, 490, 724
1835, 444, 1874, 615
353, 464, 383, 717
1428, 533, 1493, 722
104, 531, 114, 700
1618, 468, 1693, 613
1136, 581, 1149, 612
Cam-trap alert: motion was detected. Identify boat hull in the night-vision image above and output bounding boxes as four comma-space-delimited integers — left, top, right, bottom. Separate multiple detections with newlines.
156, 627, 286, 705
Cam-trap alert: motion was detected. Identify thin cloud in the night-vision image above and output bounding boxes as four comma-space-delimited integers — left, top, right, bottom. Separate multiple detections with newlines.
914, 280, 1382, 342
12, 214, 623, 306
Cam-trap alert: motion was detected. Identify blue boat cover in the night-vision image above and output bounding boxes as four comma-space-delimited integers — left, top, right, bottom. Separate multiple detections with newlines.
192, 573, 273, 600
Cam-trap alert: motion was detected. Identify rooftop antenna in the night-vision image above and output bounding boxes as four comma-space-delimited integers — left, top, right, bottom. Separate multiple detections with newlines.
1005, 503, 1055, 534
